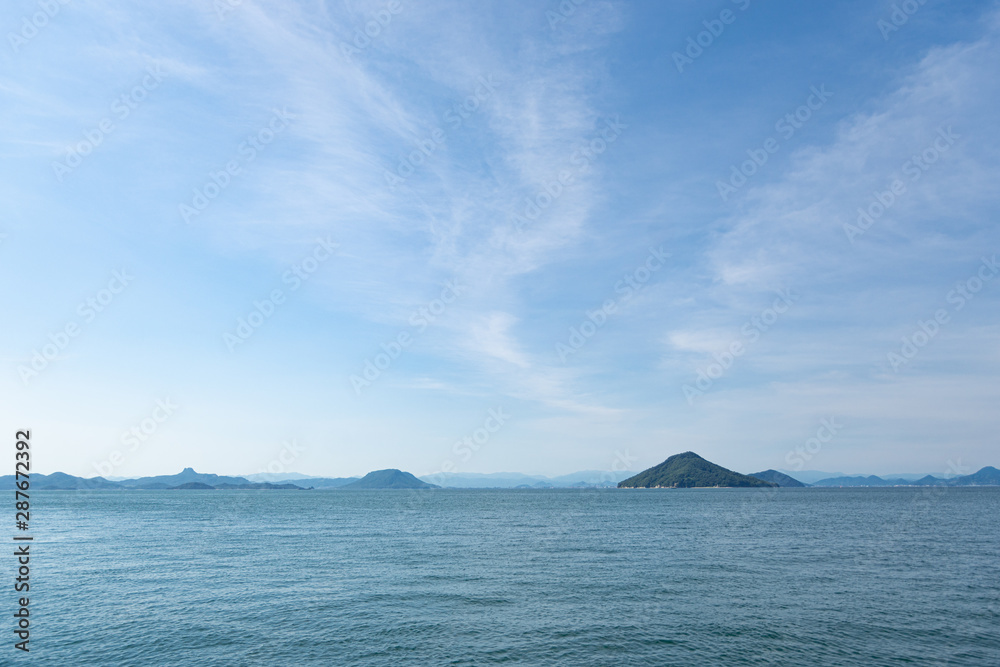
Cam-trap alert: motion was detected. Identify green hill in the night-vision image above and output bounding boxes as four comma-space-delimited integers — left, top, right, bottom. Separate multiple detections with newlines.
618, 452, 777, 489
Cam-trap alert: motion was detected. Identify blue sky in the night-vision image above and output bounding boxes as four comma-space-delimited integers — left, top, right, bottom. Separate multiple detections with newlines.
2, 0, 998, 479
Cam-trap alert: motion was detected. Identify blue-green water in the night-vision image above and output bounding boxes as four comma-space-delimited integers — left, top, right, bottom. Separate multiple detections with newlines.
18, 488, 1000, 665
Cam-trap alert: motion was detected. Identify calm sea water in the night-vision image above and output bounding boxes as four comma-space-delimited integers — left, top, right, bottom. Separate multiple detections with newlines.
19, 488, 1000, 665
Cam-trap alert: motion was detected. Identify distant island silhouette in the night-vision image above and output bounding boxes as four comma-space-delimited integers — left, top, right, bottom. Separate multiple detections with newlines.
749, 470, 807, 487
0, 467, 434, 491
341, 469, 439, 489
3, 459, 998, 490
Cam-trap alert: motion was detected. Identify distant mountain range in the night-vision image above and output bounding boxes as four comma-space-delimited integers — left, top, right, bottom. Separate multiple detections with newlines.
0, 468, 312, 491
619, 452, 776, 489
773, 469, 848, 484
245, 473, 359, 489
244, 472, 347, 483
5, 463, 998, 491
805, 467, 1000, 487
0, 467, 629, 491
415, 470, 635, 489
0, 467, 428, 491
115, 468, 253, 489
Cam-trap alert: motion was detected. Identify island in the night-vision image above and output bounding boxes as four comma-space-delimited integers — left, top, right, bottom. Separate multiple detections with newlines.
618, 452, 777, 488
340, 469, 440, 489
749, 469, 807, 487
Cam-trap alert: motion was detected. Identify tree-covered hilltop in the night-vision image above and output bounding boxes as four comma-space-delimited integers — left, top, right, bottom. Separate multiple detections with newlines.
618, 452, 777, 488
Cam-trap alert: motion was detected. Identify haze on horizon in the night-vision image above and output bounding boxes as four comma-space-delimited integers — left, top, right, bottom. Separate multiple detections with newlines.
3, 0, 998, 480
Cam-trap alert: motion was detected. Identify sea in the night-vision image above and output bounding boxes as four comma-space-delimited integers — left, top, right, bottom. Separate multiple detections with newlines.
20, 487, 1000, 665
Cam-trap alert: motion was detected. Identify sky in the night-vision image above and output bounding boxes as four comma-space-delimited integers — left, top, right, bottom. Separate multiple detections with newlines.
2, 0, 999, 480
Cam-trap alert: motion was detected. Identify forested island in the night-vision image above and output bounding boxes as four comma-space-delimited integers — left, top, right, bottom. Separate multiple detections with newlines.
618, 452, 777, 488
